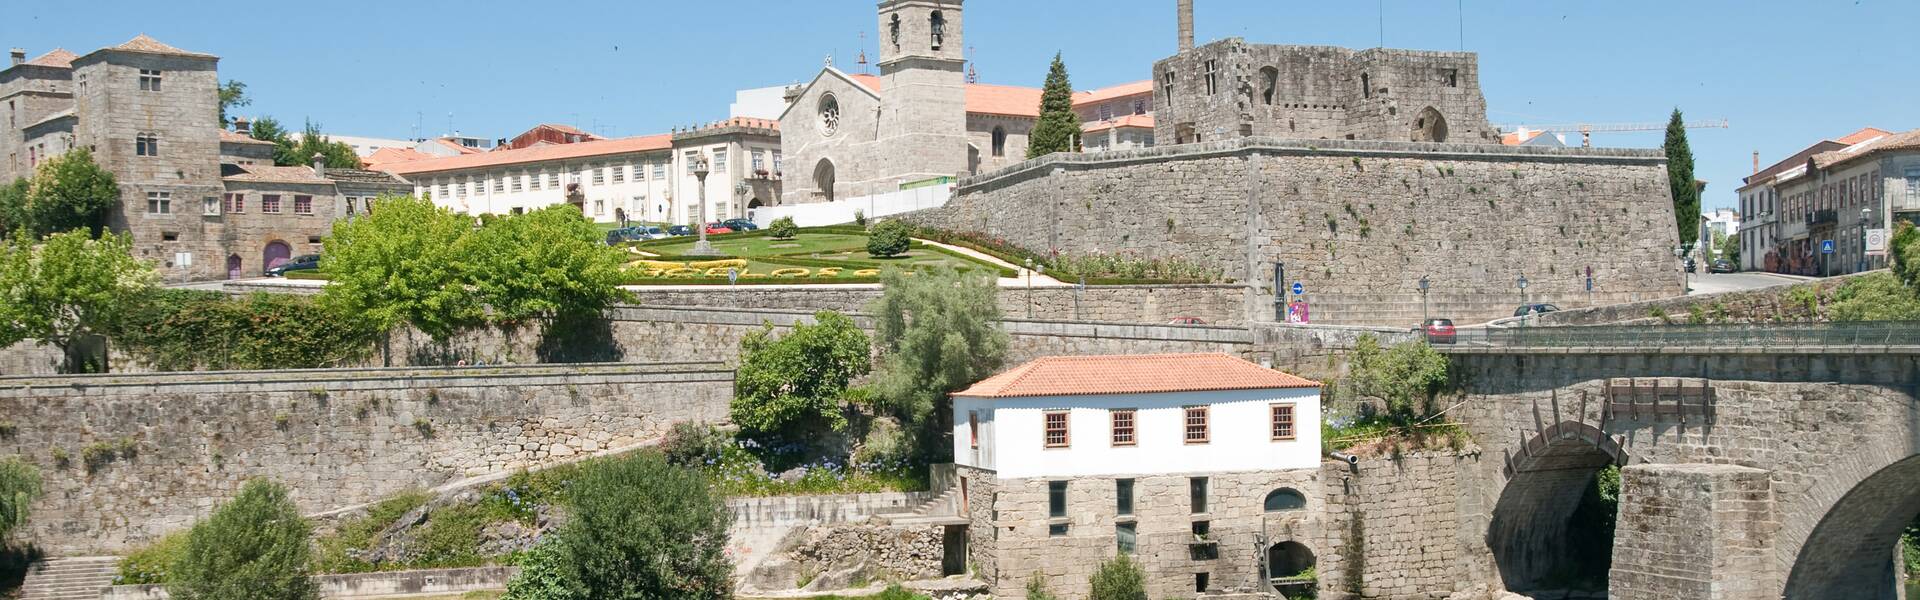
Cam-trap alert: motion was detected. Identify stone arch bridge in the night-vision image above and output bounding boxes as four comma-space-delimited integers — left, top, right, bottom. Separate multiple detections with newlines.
1443, 325, 1920, 600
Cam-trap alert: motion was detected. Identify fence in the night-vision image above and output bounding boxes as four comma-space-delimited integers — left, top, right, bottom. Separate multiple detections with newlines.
1441, 321, 1920, 350
749, 184, 952, 227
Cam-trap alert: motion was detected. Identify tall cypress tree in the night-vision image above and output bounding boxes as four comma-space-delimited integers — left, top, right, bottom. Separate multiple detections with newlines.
1027, 53, 1079, 158
1664, 108, 1700, 252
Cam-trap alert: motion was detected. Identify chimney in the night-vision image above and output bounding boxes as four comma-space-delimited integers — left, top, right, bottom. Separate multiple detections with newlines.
1752, 150, 1759, 175
233, 116, 251, 136
9, 49, 24, 66
312, 153, 326, 179
1177, 0, 1195, 52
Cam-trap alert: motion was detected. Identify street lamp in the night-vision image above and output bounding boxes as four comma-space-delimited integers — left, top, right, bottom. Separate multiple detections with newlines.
1024, 258, 1035, 318
690, 154, 714, 256
1516, 274, 1528, 306
1418, 275, 1431, 323
1860, 207, 1874, 273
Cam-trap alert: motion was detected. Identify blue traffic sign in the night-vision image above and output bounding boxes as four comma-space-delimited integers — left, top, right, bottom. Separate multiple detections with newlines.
1820, 240, 1835, 255
1291, 282, 1305, 296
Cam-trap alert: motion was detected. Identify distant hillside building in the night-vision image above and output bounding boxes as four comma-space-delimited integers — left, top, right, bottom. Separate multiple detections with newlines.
0, 37, 407, 282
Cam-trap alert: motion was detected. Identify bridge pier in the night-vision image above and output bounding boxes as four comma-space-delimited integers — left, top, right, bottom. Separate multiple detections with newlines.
1609, 463, 1781, 600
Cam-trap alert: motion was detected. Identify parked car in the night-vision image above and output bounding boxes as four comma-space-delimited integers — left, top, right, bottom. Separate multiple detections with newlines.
1709, 259, 1734, 274
638, 226, 668, 240
667, 225, 694, 236
1167, 316, 1208, 325
1421, 318, 1457, 344
722, 218, 759, 231
705, 222, 734, 235
266, 254, 321, 277
1513, 303, 1561, 317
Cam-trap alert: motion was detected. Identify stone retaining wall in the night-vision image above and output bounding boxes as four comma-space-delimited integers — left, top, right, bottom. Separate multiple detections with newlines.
908, 136, 1682, 326
104, 566, 519, 599
730, 492, 935, 533
1519, 270, 1876, 327
0, 362, 732, 554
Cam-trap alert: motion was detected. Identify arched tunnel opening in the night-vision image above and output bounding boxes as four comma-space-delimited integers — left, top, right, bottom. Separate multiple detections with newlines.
1487, 423, 1623, 595
1786, 454, 1920, 600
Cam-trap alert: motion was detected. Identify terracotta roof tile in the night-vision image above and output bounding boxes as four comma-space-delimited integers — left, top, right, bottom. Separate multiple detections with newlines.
954, 353, 1319, 399
1834, 127, 1895, 146
222, 164, 329, 184
376, 133, 674, 176
1811, 128, 1920, 170
1082, 114, 1155, 133
23, 49, 77, 68
845, 74, 1049, 119
107, 34, 215, 58
1074, 80, 1152, 106
363, 147, 434, 167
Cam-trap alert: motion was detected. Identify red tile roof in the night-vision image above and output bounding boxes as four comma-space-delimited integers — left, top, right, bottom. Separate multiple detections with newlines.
1835, 127, 1894, 146
1499, 128, 1550, 146
1082, 114, 1155, 133
22, 49, 77, 68
1811, 128, 1920, 171
1074, 80, 1152, 106
106, 34, 214, 58
222, 165, 329, 184
375, 133, 674, 175
844, 74, 1146, 120
954, 353, 1319, 399
534, 123, 601, 138
363, 146, 434, 168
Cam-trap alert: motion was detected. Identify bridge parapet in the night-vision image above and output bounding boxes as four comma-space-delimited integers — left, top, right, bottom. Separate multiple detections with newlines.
1437, 321, 1920, 355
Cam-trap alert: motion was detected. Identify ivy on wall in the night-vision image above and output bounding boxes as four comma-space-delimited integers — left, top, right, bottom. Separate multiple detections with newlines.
106, 290, 381, 371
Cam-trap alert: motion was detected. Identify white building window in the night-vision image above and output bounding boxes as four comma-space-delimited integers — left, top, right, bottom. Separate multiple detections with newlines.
146, 191, 171, 215
493, 176, 504, 193
594, 199, 605, 215
547, 171, 559, 188
752, 151, 765, 172
684, 151, 699, 175
592, 164, 606, 185
772, 151, 783, 173
613, 164, 627, 184
438, 182, 449, 197
714, 149, 728, 173
1907, 168, 1920, 204
652, 160, 665, 179
511, 174, 524, 192
138, 69, 162, 91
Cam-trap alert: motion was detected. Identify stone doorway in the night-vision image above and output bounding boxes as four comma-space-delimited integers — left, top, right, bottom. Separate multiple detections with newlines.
941, 525, 967, 577
262, 240, 292, 272
1412, 107, 1449, 143
814, 159, 836, 202
226, 254, 242, 279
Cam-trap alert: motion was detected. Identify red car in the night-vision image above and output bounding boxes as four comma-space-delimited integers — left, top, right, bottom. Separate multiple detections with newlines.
1421, 318, 1456, 344
704, 222, 733, 235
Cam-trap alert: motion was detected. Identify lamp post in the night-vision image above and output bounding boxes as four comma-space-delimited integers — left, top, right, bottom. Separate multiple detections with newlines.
1418, 274, 1431, 323
690, 154, 714, 256
1860, 207, 1874, 273
1024, 258, 1035, 318
1516, 274, 1529, 306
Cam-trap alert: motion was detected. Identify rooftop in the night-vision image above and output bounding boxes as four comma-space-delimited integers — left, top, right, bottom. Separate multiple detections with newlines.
375, 133, 674, 175
100, 34, 215, 59
845, 74, 1153, 119
953, 353, 1319, 399
1081, 114, 1156, 133
1810, 128, 1920, 171
221, 164, 329, 184
22, 49, 77, 69
219, 130, 275, 146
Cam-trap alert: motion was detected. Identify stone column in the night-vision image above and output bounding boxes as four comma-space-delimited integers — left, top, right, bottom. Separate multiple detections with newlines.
1610, 463, 1781, 600
1177, 0, 1194, 51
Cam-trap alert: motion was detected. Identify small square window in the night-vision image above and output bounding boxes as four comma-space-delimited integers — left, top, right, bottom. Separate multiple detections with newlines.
138, 69, 162, 91
1271, 403, 1296, 441
262, 194, 281, 213
1048, 480, 1067, 518
1190, 477, 1209, 514
160, 231, 178, 242
1044, 410, 1069, 448
202, 196, 219, 216
293, 195, 313, 215
1184, 406, 1209, 444
1048, 523, 1069, 537
146, 191, 172, 215
1110, 409, 1136, 446
307, 236, 322, 244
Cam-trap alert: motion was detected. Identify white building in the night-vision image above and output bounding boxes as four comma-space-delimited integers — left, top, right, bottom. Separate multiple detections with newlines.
1703, 208, 1740, 239
376, 118, 780, 225
952, 353, 1322, 480
288, 132, 416, 158
730, 85, 792, 121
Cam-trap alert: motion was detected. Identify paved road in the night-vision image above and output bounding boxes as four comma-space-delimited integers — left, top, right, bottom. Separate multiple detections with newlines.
1686, 271, 1809, 296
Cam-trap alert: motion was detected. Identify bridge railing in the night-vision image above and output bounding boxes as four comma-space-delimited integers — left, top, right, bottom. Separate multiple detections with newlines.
1445, 321, 1920, 349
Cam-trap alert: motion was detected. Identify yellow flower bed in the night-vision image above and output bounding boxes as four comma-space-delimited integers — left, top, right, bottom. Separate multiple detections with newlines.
770, 268, 811, 278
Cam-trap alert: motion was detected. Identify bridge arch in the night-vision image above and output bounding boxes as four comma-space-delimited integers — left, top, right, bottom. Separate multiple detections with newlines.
1488, 420, 1626, 594
1783, 453, 1920, 599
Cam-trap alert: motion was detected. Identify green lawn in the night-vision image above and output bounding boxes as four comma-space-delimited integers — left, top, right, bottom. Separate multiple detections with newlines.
643, 232, 869, 257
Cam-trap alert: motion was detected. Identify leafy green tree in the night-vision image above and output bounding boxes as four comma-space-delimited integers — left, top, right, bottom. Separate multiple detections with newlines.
317, 195, 479, 340
168, 479, 318, 600
0, 178, 27, 238
23, 148, 117, 237
1088, 553, 1148, 600
539, 452, 732, 600
869, 268, 1008, 456
768, 216, 799, 239
0, 231, 156, 372
1664, 109, 1701, 252
1027, 53, 1078, 158
249, 116, 292, 149
461, 205, 631, 324
732, 311, 871, 437
1828, 272, 1920, 321
1718, 231, 1740, 266
217, 80, 250, 126
284, 121, 361, 169
1348, 334, 1450, 422
1892, 222, 1920, 293
866, 219, 912, 258
0, 458, 42, 541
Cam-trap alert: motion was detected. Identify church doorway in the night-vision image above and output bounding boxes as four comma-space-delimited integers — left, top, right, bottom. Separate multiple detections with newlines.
226, 254, 242, 279
814, 159, 836, 202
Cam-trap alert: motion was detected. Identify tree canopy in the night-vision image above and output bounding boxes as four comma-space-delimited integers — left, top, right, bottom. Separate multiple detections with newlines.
18, 148, 117, 238
248, 117, 359, 169
0, 178, 27, 237
1664, 109, 1701, 251
731, 311, 872, 437
317, 195, 479, 340
0, 230, 156, 371
463, 205, 632, 323
1027, 53, 1079, 158
868, 268, 1008, 458
217, 80, 250, 126
0, 457, 42, 542
865, 219, 912, 258
167, 479, 318, 600
1088, 554, 1148, 600
510, 452, 732, 600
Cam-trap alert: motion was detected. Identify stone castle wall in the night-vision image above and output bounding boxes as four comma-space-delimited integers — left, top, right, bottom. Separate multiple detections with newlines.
0, 362, 732, 554
908, 137, 1682, 326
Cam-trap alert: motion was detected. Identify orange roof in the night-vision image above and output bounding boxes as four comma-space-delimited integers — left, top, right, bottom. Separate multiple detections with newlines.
1811, 128, 1920, 171
22, 49, 77, 68
1834, 127, 1894, 146
376, 133, 674, 175
843, 74, 1048, 119
954, 353, 1319, 399
106, 34, 214, 58
534, 123, 600, 138
1082, 114, 1155, 133
364, 146, 434, 167
1074, 80, 1152, 106
1499, 128, 1549, 146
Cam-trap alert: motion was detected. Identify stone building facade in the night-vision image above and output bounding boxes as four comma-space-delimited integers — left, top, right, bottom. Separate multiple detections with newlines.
1, 37, 408, 281
1152, 2, 1495, 146
1768, 128, 1918, 277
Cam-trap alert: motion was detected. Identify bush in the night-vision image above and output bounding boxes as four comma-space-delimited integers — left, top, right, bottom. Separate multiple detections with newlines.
853, 210, 868, 228
1829, 272, 1920, 321
168, 479, 318, 600
313, 490, 431, 574
117, 531, 189, 585
1025, 574, 1057, 600
866, 220, 912, 258
731, 311, 871, 437
1088, 554, 1147, 600
660, 422, 732, 469
0, 458, 40, 541
1348, 334, 1450, 422
501, 540, 574, 600
768, 216, 799, 239
524, 452, 732, 599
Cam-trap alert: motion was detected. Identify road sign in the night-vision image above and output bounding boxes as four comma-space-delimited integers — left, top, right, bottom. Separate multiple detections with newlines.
1820, 240, 1835, 255
727, 268, 739, 284
1291, 282, 1305, 296
1866, 228, 1889, 257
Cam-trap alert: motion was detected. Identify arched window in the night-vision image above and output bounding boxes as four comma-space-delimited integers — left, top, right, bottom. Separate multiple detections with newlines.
930, 11, 946, 50
1260, 67, 1279, 105
1411, 106, 1449, 143
818, 93, 840, 137
1264, 488, 1307, 512
991, 126, 1007, 157
813, 159, 836, 202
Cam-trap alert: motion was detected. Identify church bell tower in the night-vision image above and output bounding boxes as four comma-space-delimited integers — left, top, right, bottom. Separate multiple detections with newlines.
875, 0, 968, 184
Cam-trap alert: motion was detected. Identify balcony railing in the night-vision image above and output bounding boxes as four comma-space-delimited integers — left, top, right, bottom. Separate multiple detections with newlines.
1808, 209, 1838, 226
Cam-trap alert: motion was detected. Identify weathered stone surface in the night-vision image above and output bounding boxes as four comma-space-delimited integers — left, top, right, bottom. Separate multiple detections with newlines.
1609, 463, 1778, 600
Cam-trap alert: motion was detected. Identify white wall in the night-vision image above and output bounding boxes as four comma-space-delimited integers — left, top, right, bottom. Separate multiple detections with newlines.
751, 184, 951, 227
952, 387, 1321, 480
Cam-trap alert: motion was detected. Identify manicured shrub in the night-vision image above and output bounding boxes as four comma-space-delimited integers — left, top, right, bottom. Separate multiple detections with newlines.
865, 220, 912, 258
168, 479, 317, 600
768, 216, 799, 239
116, 531, 188, 585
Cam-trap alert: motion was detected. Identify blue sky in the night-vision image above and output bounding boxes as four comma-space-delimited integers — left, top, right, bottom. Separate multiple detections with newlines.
6, 1, 1916, 211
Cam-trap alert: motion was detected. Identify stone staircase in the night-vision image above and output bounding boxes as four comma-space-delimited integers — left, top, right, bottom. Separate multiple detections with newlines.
19, 556, 120, 600
873, 487, 967, 526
